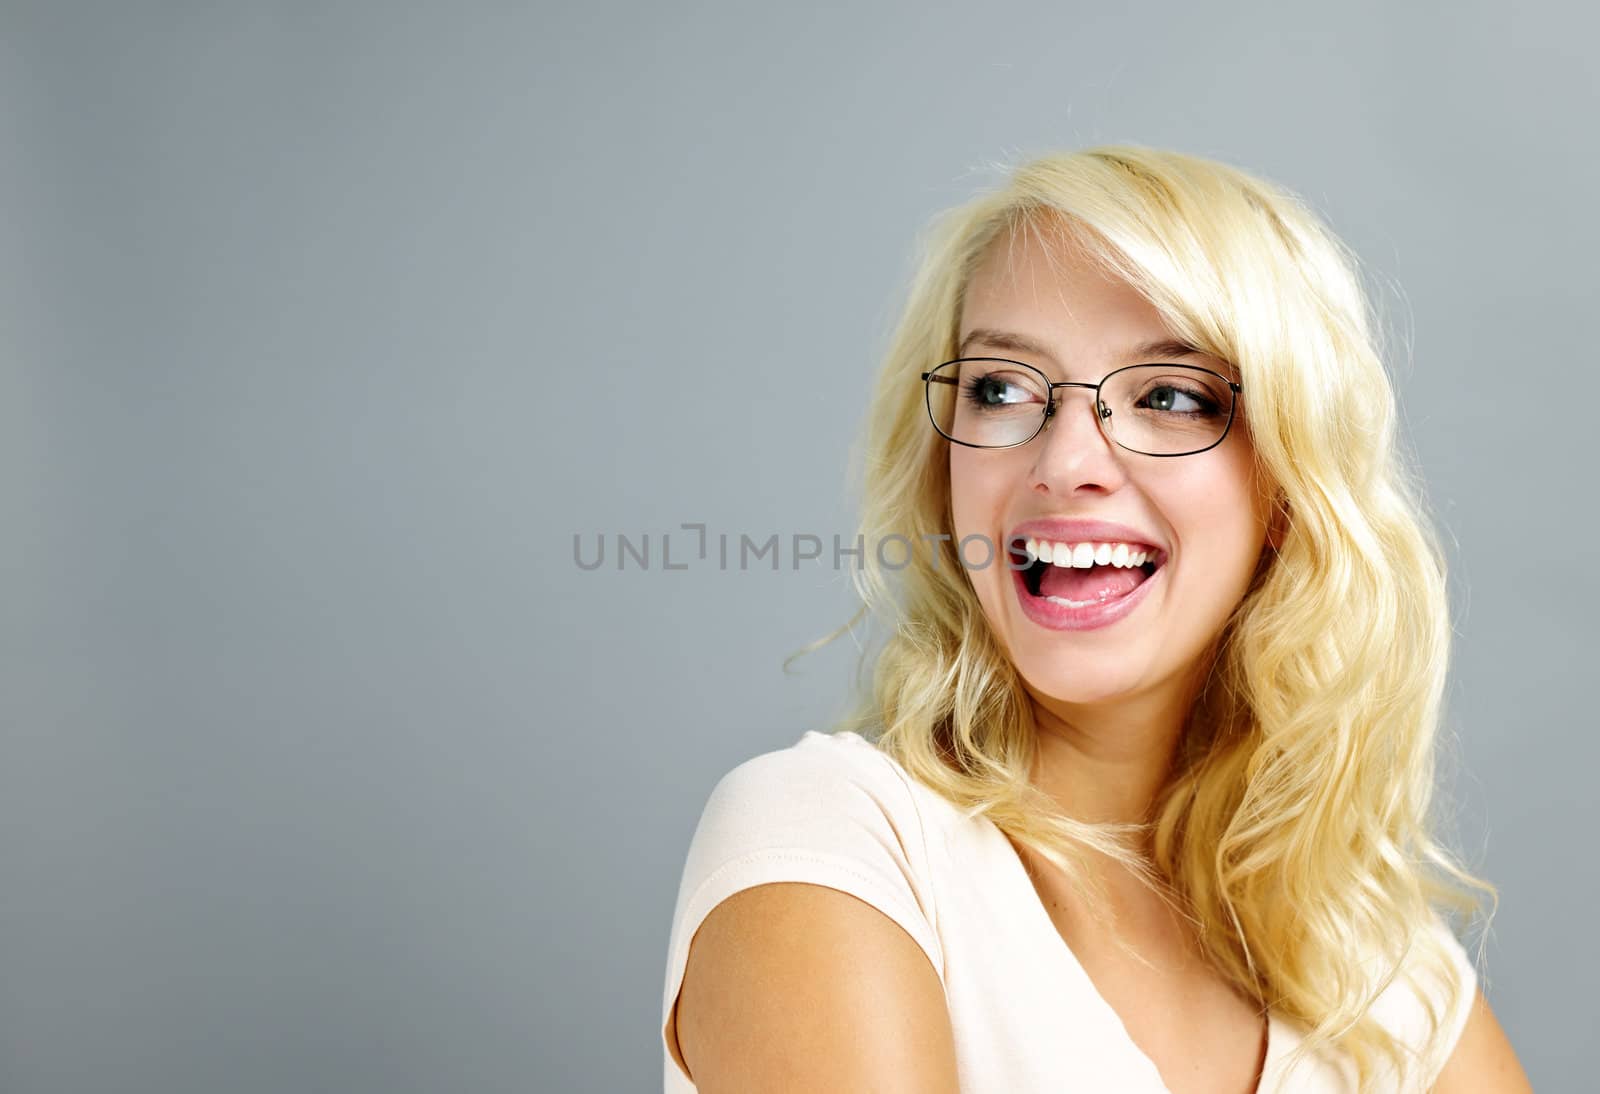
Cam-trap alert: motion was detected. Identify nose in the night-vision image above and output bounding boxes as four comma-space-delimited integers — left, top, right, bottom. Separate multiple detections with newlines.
1028, 384, 1128, 493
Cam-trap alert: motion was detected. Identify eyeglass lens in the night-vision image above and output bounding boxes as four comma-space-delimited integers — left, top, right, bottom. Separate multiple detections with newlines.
926, 359, 1234, 455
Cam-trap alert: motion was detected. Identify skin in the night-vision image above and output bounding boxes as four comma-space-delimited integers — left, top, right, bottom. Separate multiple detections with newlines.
951, 222, 1276, 832
674, 883, 960, 1093
674, 220, 1530, 1093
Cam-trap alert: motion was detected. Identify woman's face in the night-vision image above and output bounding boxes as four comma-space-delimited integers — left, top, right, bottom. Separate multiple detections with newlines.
949, 226, 1277, 713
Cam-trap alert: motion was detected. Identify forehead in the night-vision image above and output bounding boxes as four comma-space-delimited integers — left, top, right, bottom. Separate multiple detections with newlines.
960, 227, 1236, 381
964, 224, 1158, 334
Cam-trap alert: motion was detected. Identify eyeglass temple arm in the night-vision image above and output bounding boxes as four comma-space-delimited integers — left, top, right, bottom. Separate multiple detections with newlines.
921, 373, 959, 384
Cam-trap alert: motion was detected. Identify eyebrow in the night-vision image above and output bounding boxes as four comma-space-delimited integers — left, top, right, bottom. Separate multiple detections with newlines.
958, 328, 1205, 364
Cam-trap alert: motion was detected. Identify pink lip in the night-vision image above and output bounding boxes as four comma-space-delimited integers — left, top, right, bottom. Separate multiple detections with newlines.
1004, 518, 1167, 564
1011, 556, 1163, 632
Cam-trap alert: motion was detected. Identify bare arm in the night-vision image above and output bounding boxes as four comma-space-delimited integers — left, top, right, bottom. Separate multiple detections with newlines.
669, 881, 962, 1093
1431, 988, 1532, 1093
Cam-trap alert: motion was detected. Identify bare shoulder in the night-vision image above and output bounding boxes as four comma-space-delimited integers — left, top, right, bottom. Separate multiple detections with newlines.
1432, 987, 1533, 1093
670, 881, 960, 1094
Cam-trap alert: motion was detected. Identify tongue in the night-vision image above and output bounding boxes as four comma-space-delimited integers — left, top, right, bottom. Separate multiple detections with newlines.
1038, 563, 1147, 603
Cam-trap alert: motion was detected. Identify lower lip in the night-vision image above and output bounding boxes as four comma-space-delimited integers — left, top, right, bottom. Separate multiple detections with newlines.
1011, 562, 1163, 631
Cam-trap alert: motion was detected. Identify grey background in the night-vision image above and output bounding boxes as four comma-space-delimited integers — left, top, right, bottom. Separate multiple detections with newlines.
4, 2, 1589, 1092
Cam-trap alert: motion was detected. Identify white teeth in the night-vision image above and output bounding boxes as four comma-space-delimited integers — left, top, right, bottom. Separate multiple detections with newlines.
1022, 537, 1156, 569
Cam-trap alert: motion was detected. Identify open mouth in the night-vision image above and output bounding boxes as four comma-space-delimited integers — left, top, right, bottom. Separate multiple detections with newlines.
1011, 543, 1165, 606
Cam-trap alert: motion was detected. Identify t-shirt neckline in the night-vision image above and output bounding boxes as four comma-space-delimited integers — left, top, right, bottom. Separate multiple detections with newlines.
979, 813, 1281, 1094
824, 730, 1288, 1091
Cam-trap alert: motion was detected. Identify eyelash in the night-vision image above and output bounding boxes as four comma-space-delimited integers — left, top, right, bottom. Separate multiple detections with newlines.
960, 375, 1222, 416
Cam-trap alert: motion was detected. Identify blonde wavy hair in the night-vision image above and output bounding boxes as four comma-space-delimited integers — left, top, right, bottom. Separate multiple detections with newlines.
790, 144, 1495, 1089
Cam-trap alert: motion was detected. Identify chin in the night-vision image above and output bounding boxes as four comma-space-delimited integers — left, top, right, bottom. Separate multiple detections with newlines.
1011, 651, 1153, 707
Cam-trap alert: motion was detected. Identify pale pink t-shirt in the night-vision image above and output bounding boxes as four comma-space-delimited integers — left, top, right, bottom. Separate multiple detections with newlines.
661, 730, 1479, 1092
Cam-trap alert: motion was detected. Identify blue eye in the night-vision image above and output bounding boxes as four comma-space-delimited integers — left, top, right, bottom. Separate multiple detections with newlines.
961, 371, 1042, 409
1137, 383, 1221, 416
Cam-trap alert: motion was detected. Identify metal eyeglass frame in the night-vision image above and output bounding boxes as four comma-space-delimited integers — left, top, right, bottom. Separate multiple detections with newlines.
920, 356, 1243, 458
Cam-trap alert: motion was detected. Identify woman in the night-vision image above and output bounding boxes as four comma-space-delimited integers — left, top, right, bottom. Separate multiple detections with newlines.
659, 145, 1531, 1092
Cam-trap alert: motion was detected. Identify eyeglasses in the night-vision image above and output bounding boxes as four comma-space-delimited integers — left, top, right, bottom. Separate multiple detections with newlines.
920, 357, 1242, 457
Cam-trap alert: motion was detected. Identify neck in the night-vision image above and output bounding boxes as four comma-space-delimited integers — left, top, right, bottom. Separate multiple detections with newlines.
1023, 660, 1210, 828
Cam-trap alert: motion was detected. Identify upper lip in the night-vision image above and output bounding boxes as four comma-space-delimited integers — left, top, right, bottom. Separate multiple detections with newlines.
1005, 518, 1167, 565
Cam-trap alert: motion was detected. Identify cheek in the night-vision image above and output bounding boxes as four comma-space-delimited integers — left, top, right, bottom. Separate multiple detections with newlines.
1173, 458, 1270, 583
947, 450, 981, 533
947, 450, 1012, 546
946, 451, 1013, 608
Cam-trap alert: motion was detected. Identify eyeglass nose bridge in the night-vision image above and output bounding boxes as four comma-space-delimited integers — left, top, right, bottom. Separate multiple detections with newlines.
1041, 379, 1115, 427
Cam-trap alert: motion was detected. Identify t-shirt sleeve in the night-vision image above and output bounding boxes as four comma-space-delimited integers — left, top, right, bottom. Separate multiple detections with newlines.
1367, 910, 1480, 1089
659, 733, 944, 1091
